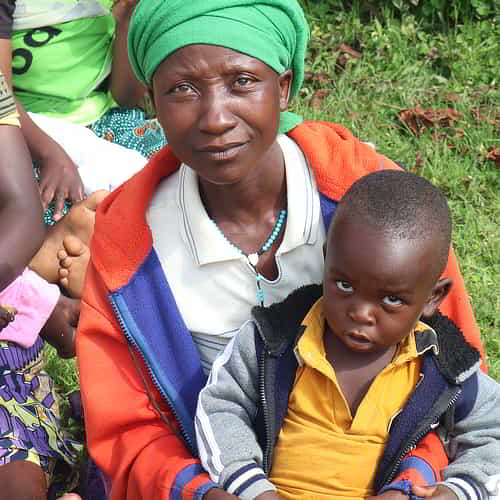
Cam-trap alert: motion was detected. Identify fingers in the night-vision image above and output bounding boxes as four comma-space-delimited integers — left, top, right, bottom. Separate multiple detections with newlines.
51, 190, 67, 222
68, 173, 85, 205
412, 485, 438, 498
0, 305, 16, 330
39, 177, 57, 211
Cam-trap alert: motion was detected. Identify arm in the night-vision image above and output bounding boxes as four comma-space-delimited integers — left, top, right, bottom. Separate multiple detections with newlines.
0, 79, 45, 289
77, 260, 217, 500
438, 372, 500, 500
109, 0, 147, 108
0, 38, 84, 221
196, 322, 278, 500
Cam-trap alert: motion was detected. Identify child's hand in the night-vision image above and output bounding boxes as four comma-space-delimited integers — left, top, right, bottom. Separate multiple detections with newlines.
412, 484, 459, 500
38, 138, 84, 221
203, 488, 239, 500
255, 492, 285, 499
0, 304, 16, 330
366, 490, 409, 500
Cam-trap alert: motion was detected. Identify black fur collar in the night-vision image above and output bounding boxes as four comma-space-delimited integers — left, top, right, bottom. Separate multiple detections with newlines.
252, 284, 480, 382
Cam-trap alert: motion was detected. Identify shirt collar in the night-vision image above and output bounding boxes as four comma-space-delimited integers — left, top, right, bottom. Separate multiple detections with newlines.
293, 299, 435, 367
179, 134, 320, 266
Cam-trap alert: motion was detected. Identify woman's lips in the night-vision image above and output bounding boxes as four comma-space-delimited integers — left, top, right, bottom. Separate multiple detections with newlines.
197, 142, 247, 161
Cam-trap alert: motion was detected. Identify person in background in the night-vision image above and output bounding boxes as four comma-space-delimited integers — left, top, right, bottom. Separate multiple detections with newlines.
0, 69, 83, 500
0, 0, 165, 223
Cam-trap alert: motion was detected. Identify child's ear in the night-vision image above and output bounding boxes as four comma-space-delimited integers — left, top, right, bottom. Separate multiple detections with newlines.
421, 278, 452, 318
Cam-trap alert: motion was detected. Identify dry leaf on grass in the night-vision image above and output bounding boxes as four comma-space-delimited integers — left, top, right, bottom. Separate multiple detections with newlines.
398, 104, 463, 135
310, 89, 331, 109
471, 107, 500, 125
486, 147, 500, 167
443, 93, 461, 102
303, 71, 331, 84
413, 151, 424, 171
335, 43, 361, 72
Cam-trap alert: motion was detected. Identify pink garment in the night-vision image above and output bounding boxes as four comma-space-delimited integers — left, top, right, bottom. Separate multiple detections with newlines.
0, 268, 60, 347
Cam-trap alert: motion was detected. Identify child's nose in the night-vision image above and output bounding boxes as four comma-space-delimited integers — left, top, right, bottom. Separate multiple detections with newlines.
347, 301, 376, 325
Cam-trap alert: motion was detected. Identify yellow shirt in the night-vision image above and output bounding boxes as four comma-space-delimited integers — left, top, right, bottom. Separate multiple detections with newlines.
269, 297, 429, 500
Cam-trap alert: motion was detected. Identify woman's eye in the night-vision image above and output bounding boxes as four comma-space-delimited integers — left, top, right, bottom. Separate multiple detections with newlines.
171, 83, 195, 94
383, 295, 403, 307
234, 76, 253, 87
335, 280, 353, 293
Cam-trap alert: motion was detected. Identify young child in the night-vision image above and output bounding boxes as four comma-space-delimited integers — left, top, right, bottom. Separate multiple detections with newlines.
195, 170, 500, 500
0, 70, 82, 500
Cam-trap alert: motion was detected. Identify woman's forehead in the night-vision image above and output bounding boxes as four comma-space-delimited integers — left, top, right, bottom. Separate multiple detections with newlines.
156, 44, 276, 79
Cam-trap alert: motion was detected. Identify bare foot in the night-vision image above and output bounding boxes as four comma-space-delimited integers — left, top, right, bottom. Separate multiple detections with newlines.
58, 235, 91, 299
29, 190, 108, 283
40, 294, 80, 358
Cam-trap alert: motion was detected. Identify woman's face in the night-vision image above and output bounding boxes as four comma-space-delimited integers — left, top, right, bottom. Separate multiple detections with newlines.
152, 44, 292, 186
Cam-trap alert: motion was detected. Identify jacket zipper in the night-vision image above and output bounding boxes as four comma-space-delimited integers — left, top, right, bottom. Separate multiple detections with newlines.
259, 348, 273, 474
109, 295, 195, 455
382, 387, 462, 487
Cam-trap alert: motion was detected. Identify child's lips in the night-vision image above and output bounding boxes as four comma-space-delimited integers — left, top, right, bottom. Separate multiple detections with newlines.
345, 330, 372, 348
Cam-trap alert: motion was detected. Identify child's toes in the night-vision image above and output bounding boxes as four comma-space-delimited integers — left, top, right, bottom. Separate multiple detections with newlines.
57, 248, 68, 261
62, 234, 86, 257
59, 255, 73, 269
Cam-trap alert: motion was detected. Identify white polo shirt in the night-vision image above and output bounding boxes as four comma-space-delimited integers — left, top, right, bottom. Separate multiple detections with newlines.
147, 135, 326, 373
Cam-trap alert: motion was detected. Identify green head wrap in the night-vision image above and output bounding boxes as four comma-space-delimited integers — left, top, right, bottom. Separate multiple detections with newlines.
128, 0, 309, 133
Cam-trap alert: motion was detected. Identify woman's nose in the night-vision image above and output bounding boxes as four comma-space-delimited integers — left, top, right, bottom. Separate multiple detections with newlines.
198, 89, 237, 135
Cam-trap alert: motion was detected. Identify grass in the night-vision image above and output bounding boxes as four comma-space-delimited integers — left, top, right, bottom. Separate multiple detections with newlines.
45, 2, 500, 410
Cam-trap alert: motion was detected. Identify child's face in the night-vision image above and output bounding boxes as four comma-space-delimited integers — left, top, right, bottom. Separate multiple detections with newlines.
323, 214, 450, 353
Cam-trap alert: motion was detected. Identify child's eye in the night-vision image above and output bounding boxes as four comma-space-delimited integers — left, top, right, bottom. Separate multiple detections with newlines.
335, 280, 353, 293
383, 295, 403, 307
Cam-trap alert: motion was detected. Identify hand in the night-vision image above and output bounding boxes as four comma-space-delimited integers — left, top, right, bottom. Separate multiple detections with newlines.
203, 488, 239, 500
366, 490, 409, 500
0, 305, 16, 331
412, 484, 459, 500
38, 139, 84, 221
255, 492, 285, 499
112, 0, 139, 23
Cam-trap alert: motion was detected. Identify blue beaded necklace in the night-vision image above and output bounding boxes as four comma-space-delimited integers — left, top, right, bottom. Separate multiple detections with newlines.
213, 209, 287, 306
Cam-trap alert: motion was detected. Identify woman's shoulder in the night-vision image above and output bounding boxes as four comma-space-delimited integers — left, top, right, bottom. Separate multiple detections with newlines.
288, 120, 400, 201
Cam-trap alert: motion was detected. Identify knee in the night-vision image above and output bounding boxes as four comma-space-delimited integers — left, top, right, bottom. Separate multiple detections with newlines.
0, 460, 47, 500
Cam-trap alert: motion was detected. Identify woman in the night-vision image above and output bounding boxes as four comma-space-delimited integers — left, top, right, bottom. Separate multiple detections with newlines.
77, 2, 484, 500
0, 0, 165, 222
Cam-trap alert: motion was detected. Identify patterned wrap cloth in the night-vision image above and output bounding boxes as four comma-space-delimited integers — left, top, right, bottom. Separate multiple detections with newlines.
0, 337, 82, 496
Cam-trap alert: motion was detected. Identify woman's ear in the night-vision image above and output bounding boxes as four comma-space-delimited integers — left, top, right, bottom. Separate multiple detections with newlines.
421, 278, 452, 318
278, 70, 293, 111
143, 88, 156, 119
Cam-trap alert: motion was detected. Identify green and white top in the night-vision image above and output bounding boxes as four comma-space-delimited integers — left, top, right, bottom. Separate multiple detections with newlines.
9, 0, 115, 125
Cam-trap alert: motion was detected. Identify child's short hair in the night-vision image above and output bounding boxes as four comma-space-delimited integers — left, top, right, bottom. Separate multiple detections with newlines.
332, 170, 452, 279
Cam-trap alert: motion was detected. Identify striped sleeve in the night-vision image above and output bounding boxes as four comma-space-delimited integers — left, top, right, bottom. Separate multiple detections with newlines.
442, 477, 489, 500
195, 322, 276, 500
0, 71, 19, 126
